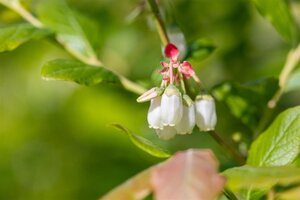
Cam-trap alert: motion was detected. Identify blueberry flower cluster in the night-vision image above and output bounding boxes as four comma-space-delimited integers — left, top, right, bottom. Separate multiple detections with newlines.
137, 43, 217, 140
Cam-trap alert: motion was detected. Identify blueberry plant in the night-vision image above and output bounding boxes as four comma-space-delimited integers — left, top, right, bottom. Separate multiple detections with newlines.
1, 0, 300, 199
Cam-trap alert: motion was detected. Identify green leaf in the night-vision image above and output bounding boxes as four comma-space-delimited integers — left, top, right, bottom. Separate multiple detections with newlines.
252, 0, 299, 44
112, 124, 171, 158
185, 38, 216, 61
41, 59, 119, 86
223, 166, 300, 191
247, 106, 300, 167
0, 23, 50, 52
37, 0, 99, 61
212, 77, 279, 130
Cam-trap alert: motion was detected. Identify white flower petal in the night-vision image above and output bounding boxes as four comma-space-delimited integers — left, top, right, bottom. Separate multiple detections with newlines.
147, 96, 163, 129
156, 126, 177, 140
195, 95, 217, 131
175, 104, 195, 134
161, 85, 183, 126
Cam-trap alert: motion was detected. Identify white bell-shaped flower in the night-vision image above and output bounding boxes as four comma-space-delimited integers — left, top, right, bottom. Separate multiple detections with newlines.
156, 126, 177, 140
161, 85, 183, 126
195, 94, 217, 131
175, 95, 195, 134
147, 96, 163, 129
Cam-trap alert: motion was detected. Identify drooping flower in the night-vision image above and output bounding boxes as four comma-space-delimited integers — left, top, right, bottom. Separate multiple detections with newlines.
175, 95, 195, 134
137, 42, 217, 140
195, 94, 217, 131
156, 126, 177, 140
148, 96, 163, 129
161, 84, 183, 126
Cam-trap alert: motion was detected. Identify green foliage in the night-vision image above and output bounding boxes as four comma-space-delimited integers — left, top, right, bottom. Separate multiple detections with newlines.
0, 23, 50, 52
223, 166, 300, 191
212, 77, 278, 129
247, 106, 300, 167
185, 38, 216, 62
37, 0, 99, 61
41, 59, 119, 86
1, 0, 300, 199
252, 0, 299, 44
112, 124, 171, 158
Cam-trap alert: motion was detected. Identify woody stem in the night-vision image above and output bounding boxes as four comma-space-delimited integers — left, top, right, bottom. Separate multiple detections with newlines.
147, 0, 170, 46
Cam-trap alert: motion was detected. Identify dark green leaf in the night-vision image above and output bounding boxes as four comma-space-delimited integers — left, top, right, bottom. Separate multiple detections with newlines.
223, 166, 300, 191
247, 106, 300, 166
212, 77, 279, 129
185, 38, 216, 61
252, 0, 299, 44
41, 59, 119, 86
37, 0, 99, 60
0, 23, 50, 52
112, 124, 171, 158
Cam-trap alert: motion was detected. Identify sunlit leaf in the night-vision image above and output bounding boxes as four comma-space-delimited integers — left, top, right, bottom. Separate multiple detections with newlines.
151, 149, 225, 200
41, 59, 119, 86
0, 23, 50, 52
212, 77, 278, 130
247, 106, 300, 166
37, 0, 99, 61
223, 166, 300, 191
101, 168, 152, 200
252, 0, 299, 44
112, 124, 170, 158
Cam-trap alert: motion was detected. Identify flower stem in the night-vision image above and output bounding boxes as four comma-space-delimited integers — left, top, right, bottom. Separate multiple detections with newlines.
178, 69, 186, 94
147, 0, 170, 46
210, 131, 245, 165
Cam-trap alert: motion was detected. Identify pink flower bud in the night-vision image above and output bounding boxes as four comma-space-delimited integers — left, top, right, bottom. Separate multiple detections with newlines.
164, 43, 179, 61
167, 27, 187, 60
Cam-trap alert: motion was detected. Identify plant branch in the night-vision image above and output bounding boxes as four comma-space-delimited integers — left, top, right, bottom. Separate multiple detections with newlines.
268, 43, 300, 108
2, 1, 146, 95
253, 44, 300, 137
3, 1, 44, 28
210, 131, 245, 165
147, 0, 170, 46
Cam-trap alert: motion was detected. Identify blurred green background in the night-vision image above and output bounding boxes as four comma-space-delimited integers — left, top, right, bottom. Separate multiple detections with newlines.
1, 0, 300, 199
